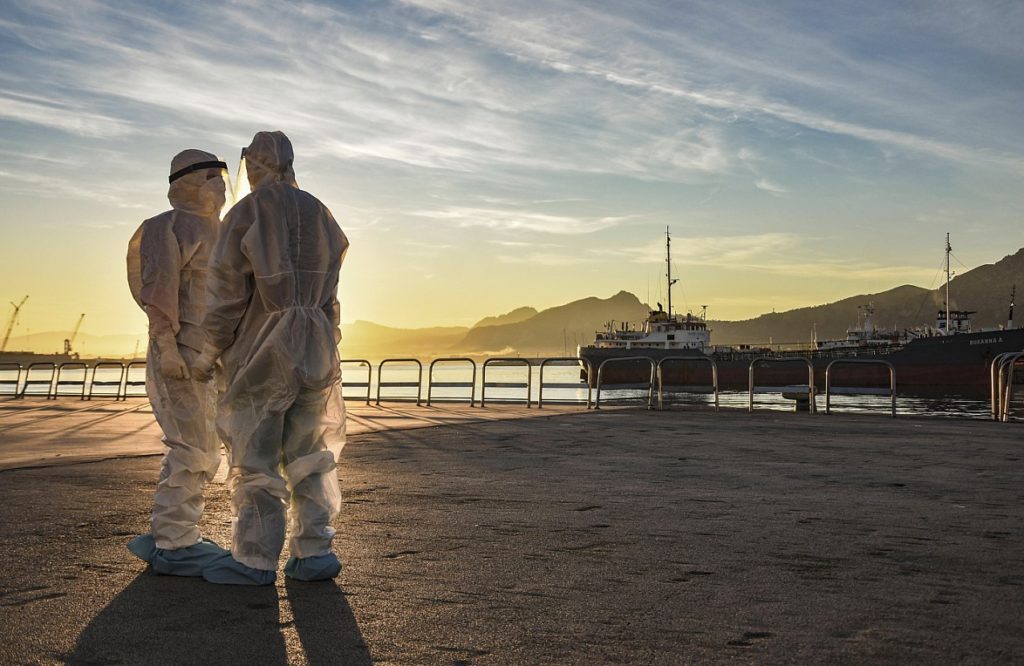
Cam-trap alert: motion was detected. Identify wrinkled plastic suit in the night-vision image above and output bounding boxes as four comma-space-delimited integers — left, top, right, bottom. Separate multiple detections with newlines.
201, 131, 349, 572
126, 149, 226, 550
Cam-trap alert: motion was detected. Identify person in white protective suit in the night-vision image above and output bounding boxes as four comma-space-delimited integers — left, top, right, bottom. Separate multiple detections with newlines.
192, 131, 349, 586
125, 149, 231, 575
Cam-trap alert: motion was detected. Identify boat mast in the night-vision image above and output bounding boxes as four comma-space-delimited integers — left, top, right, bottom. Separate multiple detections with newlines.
666, 226, 678, 318
1009, 284, 1016, 330
945, 233, 951, 333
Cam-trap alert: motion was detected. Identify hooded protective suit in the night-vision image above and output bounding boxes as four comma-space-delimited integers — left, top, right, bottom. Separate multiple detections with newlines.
126, 149, 226, 554
198, 131, 348, 575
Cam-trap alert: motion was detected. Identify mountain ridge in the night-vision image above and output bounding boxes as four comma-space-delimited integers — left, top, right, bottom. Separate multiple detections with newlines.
6, 247, 1021, 358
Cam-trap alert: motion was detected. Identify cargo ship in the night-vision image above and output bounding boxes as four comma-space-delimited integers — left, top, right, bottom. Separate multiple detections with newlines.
579, 230, 1024, 397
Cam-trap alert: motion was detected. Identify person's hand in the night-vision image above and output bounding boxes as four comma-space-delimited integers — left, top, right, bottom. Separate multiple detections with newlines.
191, 347, 218, 382
160, 346, 191, 380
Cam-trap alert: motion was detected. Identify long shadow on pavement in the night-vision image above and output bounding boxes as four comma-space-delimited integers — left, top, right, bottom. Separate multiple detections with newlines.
69, 571, 370, 665
70, 572, 287, 664
285, 578, 371, 665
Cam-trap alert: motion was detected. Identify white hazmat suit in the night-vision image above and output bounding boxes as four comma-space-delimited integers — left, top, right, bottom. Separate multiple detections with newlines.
196, 131, 349, 585
125, 149, 229, 575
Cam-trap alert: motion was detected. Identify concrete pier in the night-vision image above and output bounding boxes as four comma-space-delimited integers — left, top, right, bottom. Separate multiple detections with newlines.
1, 399, 1022, 664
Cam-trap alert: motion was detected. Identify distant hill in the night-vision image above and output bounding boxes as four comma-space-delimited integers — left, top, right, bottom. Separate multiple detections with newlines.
472, 306, 538, 329
457, 291, 651, 355
3, 331, 145, 358
340, 321, 468, 360
709, 248, 1024, 345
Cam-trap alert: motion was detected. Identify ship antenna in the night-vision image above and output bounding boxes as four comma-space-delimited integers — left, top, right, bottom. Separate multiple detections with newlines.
945, 232, 952, 333
666, 226, 678, 318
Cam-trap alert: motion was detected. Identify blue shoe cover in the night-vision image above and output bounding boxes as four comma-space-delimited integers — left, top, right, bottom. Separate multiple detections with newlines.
202, 556, 276, 586
127, 534, 156, 562
151, 538, 230, 577
284, 553, 342, 581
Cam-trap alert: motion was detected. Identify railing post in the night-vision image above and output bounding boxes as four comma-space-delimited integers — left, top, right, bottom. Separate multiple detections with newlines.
537, 357, 593, 409
19, 362, 56, 399
55, 362, 89, 400
339, 359, 372, 405
824, 359, 897, 417
0, 363, 21, 398
481, 358, 532, 407
123, 361, 148, 399
426, 358, 477, 406
655, 356, 719, 412
376, 358, 423, 406
594, 356, 656, 410
87, 362, 126, 401
748, 357, 817, 414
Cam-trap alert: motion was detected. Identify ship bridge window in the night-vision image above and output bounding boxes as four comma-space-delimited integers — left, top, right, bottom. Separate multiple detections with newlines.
667, 334, 675, 340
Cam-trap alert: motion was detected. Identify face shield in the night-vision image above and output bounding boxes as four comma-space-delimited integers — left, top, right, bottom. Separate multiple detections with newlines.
231, 147, 251, 206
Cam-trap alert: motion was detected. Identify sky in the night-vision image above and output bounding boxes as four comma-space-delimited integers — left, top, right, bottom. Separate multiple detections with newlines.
2, 0, 1023, 345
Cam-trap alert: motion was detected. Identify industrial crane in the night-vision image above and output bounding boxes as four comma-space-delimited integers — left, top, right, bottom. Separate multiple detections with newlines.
64, 313, 86, 358
1, 295, 29, 352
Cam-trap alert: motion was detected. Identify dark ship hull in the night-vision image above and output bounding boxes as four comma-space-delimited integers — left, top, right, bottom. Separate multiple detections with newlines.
580, 327, 1024, 398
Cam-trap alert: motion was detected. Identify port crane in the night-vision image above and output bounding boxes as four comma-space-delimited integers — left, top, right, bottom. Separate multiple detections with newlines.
63, 313, 86, 358
1, 295, 29, 352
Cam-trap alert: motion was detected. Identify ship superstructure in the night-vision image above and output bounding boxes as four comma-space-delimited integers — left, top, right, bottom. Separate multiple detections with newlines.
585, 228, 710, 354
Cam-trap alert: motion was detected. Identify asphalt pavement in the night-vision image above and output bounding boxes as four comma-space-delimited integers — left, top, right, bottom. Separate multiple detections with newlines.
1, 406, 1023, 664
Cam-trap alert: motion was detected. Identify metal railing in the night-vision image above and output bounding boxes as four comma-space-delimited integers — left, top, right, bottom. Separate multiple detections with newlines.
88, 362, 126, 401
0, 363, 21, 397
19, 362, 56, 399
54, 362, 89, 400
593, 356, 656, 410
537, 357, 592, 408
992, 351, 1024, 422
376, 358, 423, 406
748, 357, 816, 413
426, 357, 477, 406
340, 359, 372, 405
655, 356, 718, 411
123, 361, 148, 398
824, 359, 896, 417
481, 358, 531, 407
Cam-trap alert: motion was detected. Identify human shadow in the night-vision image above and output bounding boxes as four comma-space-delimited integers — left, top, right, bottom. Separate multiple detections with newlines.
69, 571, 288, 664
285, 577, 372, 665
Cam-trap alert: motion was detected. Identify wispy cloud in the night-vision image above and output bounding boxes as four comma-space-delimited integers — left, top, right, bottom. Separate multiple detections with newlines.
590, 232, 936, 283
0, 92, 136, 138
754, 178, 787, 195
411, 206, 631, 234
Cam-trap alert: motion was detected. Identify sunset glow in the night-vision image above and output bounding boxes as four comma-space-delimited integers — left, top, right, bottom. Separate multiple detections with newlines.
2, 1, 1022, 351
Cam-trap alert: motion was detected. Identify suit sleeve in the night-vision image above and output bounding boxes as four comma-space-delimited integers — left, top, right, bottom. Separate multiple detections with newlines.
322, 212, 349, 343
203, 205, 255, 354
138, 219, 181, 346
